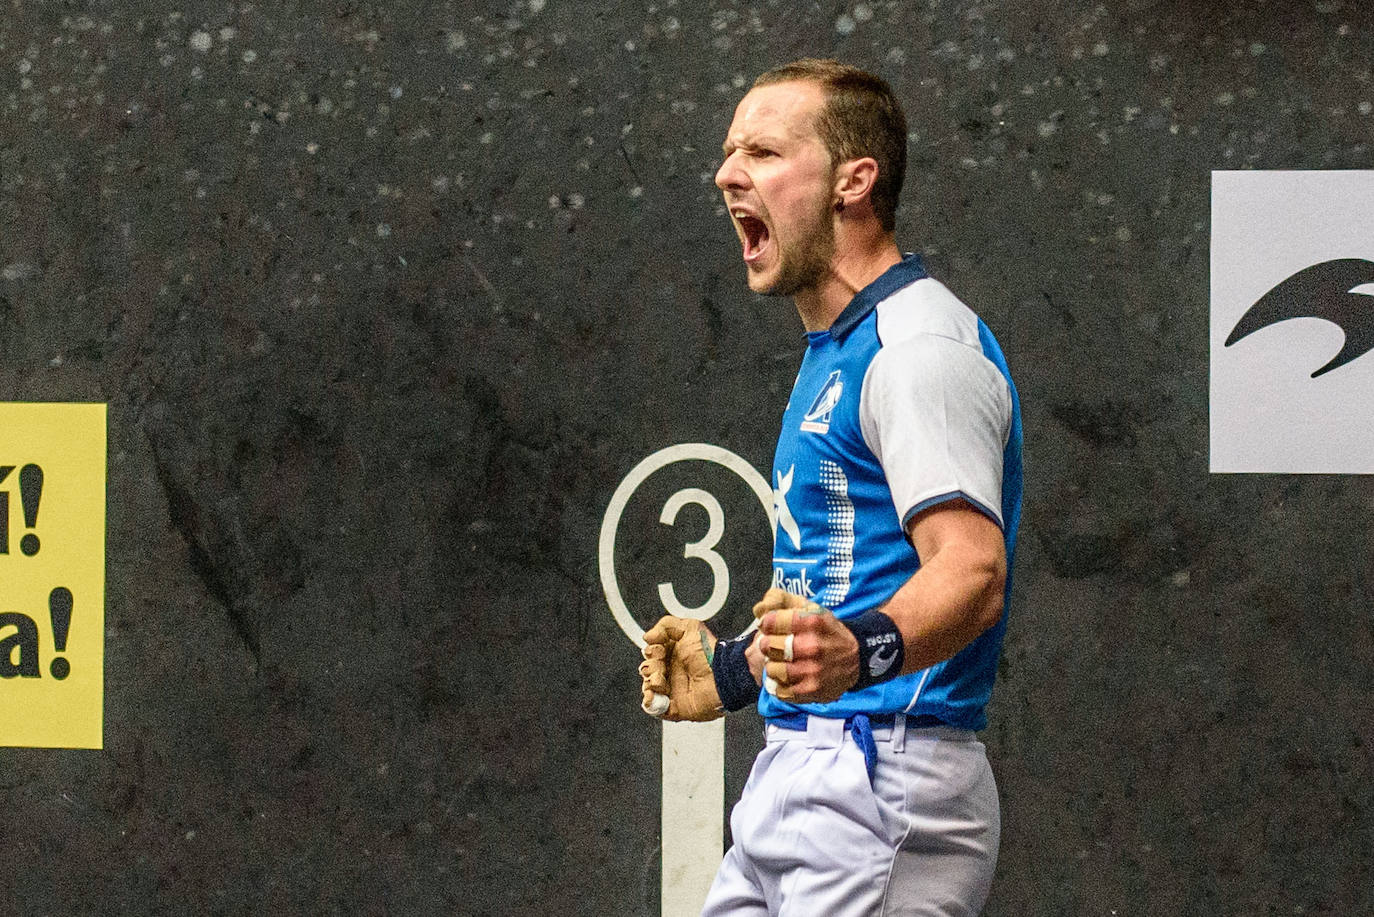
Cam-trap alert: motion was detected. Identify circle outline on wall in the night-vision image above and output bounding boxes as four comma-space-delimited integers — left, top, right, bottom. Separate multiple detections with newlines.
599, 443, 775, 647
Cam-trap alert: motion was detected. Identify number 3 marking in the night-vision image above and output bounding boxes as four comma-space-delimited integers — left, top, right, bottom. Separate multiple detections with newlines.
657, 488, 728, 619
599, 445, 775, 917
600, 443, 774, 647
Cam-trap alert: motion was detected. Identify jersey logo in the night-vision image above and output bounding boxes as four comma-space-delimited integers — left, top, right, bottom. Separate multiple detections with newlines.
773, 466, 802, 551
800, 370, 843, 434
771, 566, 816, 598
868, 643, 899, 678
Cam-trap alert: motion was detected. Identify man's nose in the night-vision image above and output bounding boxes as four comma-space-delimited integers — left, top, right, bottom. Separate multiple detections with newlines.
714, 152, 748, 192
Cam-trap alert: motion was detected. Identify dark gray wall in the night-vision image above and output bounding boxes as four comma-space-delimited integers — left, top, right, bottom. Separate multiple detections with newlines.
2, 0, 1371, 913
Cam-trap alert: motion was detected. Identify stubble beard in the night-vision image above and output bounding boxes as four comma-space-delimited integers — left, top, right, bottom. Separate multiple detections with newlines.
753, 197, 835, 298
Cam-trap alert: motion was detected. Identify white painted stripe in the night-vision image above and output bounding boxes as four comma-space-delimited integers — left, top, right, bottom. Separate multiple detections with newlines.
661, 720, 724, 917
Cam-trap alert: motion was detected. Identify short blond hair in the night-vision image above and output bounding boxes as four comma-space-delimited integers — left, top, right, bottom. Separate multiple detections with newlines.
754, 59, 907, 233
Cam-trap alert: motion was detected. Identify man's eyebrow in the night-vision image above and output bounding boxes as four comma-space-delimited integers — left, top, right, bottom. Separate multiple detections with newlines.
721, 135, 783, 155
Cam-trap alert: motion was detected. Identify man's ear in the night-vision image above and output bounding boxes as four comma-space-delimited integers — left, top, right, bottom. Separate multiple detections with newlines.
833, 157, 880, 211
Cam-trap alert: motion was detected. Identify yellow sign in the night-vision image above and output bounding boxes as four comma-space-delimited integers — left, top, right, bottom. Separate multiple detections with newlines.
0, 403, 106, 748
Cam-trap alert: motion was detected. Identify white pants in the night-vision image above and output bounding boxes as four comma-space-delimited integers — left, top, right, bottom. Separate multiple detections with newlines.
701, 716, 999, 917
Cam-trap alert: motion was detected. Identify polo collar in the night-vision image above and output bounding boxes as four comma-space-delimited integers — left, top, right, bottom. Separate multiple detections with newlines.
828, 253, 928, 342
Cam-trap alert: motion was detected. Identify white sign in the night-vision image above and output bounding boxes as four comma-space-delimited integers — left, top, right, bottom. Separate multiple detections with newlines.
599, 443, 774, 917
1211, 170, 1374, 473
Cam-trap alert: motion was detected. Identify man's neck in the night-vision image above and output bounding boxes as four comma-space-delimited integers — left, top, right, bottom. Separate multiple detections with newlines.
792, 237, 904, 334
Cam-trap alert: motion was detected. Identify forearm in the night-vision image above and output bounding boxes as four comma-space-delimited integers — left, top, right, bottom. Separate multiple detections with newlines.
749, 507, 1007, 704
880, 543, 1006, 676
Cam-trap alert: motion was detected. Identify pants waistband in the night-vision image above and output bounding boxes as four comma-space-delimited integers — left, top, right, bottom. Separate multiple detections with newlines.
764, 712, 975, 766
766, 711, 947, 732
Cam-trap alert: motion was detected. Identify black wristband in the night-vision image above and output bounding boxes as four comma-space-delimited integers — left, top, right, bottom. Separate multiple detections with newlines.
711, 634, 759, 712
843, 610, 905, 690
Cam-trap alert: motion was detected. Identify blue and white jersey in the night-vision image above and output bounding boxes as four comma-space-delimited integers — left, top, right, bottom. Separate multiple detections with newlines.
761, 254, 1023, 730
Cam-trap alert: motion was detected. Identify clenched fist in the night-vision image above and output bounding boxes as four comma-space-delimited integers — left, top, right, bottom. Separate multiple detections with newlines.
752, 588, 860, 704
639, 616, 725, 722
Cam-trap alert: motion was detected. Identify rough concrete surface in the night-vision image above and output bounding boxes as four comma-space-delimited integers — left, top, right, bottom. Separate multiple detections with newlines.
1, 0, 1371, 913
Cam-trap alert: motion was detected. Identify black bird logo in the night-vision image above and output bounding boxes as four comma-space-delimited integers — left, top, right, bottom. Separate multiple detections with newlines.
1225, 258, 1374, 378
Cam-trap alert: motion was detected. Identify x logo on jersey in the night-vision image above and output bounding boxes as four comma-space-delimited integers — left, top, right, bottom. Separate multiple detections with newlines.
773, 466, 802, 551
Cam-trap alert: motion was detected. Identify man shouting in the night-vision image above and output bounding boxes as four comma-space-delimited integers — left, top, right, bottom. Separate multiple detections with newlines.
640, 58, 1023, 916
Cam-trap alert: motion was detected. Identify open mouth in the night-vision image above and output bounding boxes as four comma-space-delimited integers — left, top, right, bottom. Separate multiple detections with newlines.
734, 212, 771, 263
